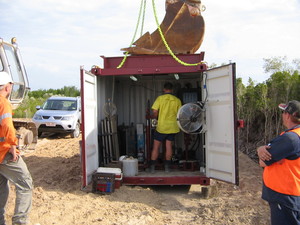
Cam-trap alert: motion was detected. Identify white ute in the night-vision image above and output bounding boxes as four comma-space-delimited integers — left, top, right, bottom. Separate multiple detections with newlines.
32, 96, 81, 138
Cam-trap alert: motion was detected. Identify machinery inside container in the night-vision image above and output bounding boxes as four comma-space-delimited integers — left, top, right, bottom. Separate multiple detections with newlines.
96, 71, 206, 173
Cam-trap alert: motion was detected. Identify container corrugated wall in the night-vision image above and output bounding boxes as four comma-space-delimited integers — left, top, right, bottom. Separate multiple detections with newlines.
97, 74, 201, 126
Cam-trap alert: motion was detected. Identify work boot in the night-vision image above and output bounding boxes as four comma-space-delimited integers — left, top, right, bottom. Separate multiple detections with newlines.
150, 160, 157, 173
164, 160, 171, 172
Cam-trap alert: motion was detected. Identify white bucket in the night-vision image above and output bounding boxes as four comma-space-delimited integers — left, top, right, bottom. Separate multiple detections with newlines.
122, 157, 138, 176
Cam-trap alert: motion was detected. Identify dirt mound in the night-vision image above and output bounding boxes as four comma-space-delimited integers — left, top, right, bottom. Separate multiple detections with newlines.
5, 135, 270, 225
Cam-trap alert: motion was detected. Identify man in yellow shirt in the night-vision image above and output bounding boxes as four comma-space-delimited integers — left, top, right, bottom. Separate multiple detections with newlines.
0, 72, 33, 225
150, 82, 182, 173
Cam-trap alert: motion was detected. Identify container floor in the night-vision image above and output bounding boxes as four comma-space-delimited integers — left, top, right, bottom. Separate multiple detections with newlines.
123, 169, 209, 186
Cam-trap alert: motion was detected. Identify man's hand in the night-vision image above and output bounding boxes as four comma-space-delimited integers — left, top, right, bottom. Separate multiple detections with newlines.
257, 145, 272, 162
8, 145, 19, 162
259, 159, 267, 167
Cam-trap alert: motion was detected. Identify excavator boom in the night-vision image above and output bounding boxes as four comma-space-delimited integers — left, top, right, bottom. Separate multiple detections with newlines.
121, 0, 205, 55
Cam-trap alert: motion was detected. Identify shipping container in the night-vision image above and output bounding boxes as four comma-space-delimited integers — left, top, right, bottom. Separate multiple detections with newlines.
80, 53, 239, 190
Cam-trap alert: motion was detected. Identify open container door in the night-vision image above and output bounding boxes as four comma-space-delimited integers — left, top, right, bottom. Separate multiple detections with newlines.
80, 67, 99, 188
204, 63, 239, 185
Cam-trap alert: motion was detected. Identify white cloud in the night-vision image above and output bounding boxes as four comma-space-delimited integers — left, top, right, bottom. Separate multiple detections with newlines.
200, 0, 300, 83
1, 0, 299, 89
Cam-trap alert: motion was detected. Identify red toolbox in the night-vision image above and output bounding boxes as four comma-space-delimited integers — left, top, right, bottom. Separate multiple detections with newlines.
92, 173, 115, 194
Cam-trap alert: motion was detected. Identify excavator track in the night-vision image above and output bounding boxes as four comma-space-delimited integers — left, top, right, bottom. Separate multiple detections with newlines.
13, 119, 38, 150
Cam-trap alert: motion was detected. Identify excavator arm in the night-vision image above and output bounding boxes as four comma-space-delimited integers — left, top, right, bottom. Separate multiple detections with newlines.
121, 0, 205, 55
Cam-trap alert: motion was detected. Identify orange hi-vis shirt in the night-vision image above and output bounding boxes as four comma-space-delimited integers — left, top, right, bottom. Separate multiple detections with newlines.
263, 127, 300, 196
0, 95, 18, 163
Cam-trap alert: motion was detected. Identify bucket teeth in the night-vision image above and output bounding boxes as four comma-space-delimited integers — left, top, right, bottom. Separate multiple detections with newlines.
121, 0, 205, 55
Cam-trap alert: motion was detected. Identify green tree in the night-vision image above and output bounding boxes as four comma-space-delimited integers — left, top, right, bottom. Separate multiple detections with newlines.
13, 86, 80, 118
238, 56, 300, 161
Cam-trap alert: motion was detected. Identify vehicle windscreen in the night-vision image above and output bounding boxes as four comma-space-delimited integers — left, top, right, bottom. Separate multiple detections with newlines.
3, 44, 26, 100
43, 100, 77, 111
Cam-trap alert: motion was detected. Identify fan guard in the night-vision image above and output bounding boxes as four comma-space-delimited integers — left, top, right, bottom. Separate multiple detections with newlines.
177, 102, 205, 134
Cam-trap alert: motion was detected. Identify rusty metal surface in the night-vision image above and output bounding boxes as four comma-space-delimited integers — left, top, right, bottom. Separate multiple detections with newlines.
121, 0, 205, 55
92, 53, 206, 76
123, 170, 210, 185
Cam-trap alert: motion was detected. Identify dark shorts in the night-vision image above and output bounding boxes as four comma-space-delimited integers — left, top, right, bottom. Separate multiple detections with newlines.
153, 131, 176, 142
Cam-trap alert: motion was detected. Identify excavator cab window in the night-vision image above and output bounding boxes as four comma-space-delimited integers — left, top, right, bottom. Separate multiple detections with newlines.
3, 44, 26, 101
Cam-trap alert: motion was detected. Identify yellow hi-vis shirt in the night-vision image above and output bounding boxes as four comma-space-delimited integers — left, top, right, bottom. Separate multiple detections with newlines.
152, 94, 182, 134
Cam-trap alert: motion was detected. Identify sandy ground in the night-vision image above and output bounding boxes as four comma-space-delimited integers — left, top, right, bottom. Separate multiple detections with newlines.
5, 135, 270, 225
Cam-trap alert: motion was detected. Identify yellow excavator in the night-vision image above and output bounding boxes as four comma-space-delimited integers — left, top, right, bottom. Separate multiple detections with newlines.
0, 37, 38, 150
121, 0, 205, 55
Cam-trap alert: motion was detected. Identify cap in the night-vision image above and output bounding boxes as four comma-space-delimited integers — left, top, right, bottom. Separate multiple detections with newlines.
279, 100, 300, 119
0, 72, 14, 85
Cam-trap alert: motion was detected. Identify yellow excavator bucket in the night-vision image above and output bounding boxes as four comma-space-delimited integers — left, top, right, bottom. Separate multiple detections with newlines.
121, 0, 205, 55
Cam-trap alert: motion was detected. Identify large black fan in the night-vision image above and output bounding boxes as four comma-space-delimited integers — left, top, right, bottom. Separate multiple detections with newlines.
177, 102, 205, 134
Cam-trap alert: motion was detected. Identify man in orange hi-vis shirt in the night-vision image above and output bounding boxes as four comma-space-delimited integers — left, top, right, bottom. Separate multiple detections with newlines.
0, 72, 33, 225
257, 100, 300, 225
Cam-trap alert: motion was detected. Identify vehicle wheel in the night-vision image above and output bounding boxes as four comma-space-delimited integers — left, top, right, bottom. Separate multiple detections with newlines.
71, 122, 80, 138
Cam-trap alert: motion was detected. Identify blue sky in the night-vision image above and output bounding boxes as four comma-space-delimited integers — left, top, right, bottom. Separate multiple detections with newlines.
1, 0, 299, 90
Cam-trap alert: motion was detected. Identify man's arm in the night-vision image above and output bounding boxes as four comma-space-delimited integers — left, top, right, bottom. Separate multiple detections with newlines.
0, 101, 19, 161
1, 116, 18, 146
257, 145, 272, 167
265, 133, 297, 165
257, 133, 298, 166
151, 109, 158, 119
8, 145, 19, 161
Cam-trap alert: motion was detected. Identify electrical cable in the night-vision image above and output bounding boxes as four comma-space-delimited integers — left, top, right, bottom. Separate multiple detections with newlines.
151, 0, 204, 66
118, 0, 206, 68
202, 72, 208, 106
117, 0, 147, 69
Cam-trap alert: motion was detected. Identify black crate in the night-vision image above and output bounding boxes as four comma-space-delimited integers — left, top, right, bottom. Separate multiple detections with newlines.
106, 161, 122, 169
92, 173, 115, 194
